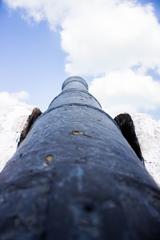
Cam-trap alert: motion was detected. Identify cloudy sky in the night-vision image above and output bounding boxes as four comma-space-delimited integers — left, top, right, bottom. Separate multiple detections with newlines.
0, 0, 160, 118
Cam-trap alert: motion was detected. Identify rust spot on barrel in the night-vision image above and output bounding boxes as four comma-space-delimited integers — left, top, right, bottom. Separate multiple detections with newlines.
44, 154, 54, 166
71, 130, 83, 136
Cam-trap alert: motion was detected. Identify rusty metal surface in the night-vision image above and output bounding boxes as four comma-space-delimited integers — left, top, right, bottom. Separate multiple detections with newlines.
0, 76, 160, 240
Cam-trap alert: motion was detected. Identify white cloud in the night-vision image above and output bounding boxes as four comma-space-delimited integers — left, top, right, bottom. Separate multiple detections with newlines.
5, 0, 160, 75
89, 69, 160, 117
61, 0, 160, 76
4, 0, 160, 75
5, 0, 160, 72
0, 91, 29, 111
4, 0, 74, 28
4, 0, 160, 116
0, 91, 33, 171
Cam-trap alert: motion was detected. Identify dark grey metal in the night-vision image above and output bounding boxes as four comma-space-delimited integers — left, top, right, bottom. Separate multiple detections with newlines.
0, 76, 160, 240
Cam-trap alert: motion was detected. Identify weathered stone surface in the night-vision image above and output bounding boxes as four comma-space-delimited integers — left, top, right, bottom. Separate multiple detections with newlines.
0, 76, 160, 240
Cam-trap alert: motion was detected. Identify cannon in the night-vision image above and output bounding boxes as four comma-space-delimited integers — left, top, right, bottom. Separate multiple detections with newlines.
0, 76, 160, 239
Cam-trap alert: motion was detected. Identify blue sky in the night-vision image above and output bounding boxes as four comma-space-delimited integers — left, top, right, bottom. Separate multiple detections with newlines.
0, 2, 67, 109
0, 0, 160, 117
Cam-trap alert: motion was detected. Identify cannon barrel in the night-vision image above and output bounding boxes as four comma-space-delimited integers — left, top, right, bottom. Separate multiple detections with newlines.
0, 76, 160, 239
